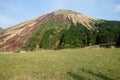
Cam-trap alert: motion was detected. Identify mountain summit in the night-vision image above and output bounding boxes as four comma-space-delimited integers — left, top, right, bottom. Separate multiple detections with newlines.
53, 9, 79, 14
0, 10, 120, 52
53, 9, 97, 29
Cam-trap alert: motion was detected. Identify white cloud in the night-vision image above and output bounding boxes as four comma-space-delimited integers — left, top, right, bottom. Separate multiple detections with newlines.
115, 5, 120, 11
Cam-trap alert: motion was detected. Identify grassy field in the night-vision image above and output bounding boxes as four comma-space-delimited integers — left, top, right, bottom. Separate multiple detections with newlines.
0, 48, 120, 80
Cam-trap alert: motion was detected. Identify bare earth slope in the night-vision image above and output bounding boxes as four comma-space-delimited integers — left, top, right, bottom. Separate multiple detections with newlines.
0, 10, 98, 52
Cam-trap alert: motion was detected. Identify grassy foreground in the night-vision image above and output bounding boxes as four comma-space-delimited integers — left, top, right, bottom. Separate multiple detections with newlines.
0, 48, 120, 80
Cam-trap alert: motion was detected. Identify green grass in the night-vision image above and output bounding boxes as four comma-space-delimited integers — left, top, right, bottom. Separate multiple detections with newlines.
0, 48, 120, 80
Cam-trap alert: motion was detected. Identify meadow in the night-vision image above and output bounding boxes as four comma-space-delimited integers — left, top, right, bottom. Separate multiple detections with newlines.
0, 48, 120, 80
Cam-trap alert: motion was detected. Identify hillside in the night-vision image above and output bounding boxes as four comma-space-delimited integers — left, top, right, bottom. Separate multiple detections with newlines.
0, 10, 120, 52
0, 27, 3, 32
0, 27, 3, 30
0, 27, 4, 36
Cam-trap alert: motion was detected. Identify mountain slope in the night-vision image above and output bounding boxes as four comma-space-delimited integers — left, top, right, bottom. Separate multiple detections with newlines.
0, 10, 120, 52
53, 10, 97, 29
0, 27, 3, 30
0, 14, 53, 51
0, 27, 3, 32
0, 27, 4, 37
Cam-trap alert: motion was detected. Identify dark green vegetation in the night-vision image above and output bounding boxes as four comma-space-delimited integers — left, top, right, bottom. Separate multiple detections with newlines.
23, 17, 71, 51
23, 19, 120, 51
0, 48, 120, 80
95, 21, 120, 46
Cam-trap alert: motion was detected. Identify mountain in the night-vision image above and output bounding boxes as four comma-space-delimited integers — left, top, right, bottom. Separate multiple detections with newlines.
0, 27, 3, 31
0, 27, 2, 29
0, 9, 120, 52
0, 27, 4, 35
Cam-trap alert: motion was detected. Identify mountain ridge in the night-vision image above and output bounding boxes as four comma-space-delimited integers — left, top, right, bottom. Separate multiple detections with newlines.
0, 9, 120, 52
52, 9, 98, 29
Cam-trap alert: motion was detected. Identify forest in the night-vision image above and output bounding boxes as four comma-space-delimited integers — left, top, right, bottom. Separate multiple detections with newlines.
24, 20, 120, 51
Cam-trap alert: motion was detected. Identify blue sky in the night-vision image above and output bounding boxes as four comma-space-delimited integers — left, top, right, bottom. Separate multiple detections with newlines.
0, 0, 120, 28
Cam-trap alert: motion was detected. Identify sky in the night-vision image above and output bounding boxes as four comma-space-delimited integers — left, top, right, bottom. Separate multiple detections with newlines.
0, 0, 120, 28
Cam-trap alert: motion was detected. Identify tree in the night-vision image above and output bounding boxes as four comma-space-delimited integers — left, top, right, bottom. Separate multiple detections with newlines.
116, 33, 120, 47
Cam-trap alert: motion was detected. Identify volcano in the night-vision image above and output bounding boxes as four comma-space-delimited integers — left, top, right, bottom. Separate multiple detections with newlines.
0, 10, 120, 52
